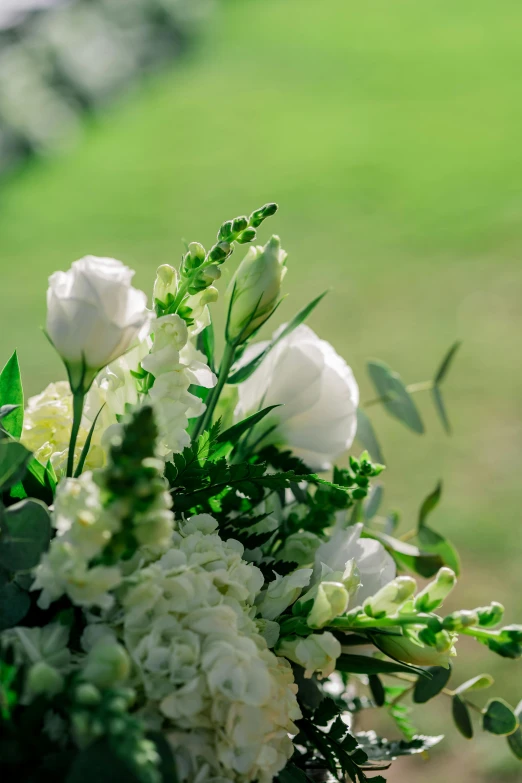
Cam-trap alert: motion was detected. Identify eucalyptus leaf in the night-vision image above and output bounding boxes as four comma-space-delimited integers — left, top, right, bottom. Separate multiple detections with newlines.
418, 481, 442, 528
364, 485, 383, 521
452, 695, 473, 739
0, 351, 23, 439
417, 524, 460, 576
369, 674, 385, 706
432, 385, 452, 434
454, 674, 494, 695
0, 440, 32, 490
413, 665, 451, 704
434, 341, 461, 385
367, 360, 424, 434
0, 581, 31, 630
364, 529, 444, 578
356, 408, 385, 464
0, 498, 51, 572
483, 699, 519, 736
227, 292, 327, 384
507, 700, 522, 760
23, 456, 56, 505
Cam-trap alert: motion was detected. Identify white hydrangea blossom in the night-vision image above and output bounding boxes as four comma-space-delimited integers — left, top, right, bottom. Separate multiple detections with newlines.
118, 514, 301, 783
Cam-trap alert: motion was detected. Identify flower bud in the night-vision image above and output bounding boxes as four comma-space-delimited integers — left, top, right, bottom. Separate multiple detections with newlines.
363, 576, 416, 619
236, 227, 257, 244
277, 632, 341, 678
27, 661, 64, 698
208, 241, 232, 263
184, 242, 206, 271
153, 264, 178, 306
83, 641, 130, 689
414, 567, 456, 613
249, 202, 278, 228
227, 236, 287, 344
188, 264, 222, 295
75, 683, 102, 707
377, 632, 455, 668
307, 582, 350, 629
442, 610, 479, 631
476, 602, 505, 628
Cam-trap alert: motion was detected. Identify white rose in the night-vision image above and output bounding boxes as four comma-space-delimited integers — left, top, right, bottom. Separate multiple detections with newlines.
46, 256, 149, 391
235, 325, 359, 470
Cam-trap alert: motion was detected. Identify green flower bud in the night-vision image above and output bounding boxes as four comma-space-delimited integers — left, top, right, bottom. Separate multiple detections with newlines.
83, 642, 130, 690
307, 582, 350, 629
377, 632, 455, 669
188, 264, 222, 295
27, 661, 64, 699
418, 627, 454, 652
227, 235, 287, 344
232, 216, 249, 235
363, 576, 417, 619
209, 241, 232, 263
218, 220, 235, 241
249, 202, 278, 228
236, 227, 257, 244
476, 602, 505, 628
442, 610, 479, 631
414, 567, 457, 613
75, 683, 102, 707
184, 242, 206, 270
153, 264, 178, 306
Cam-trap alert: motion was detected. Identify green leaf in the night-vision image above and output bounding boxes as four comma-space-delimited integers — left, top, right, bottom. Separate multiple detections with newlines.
432, 385, 452, 435
213, 404, 281, 459
364, 529, 444, 578
0, 404, 19, 422
483, 698, 519, 736
507, 700, 522, 760
0, 441, 32, 490
0, 581, 31, 630
227, 292, 328, 384
434, 341, 461, 385
364, 485, 383, 521
197, 321, 215, 374
369, 674, 385, 706
22, 457, 57, 505
413, 665, 452, 703
452, 695, 473, 739
66, 739, 143, 783
147, 732, 179, 783
336, 653, 427, 677
278, 763, 313, 783
0, 352, 23, 439
74, 404, 105, 477
0, 499, 51, 572
367, 360, 424, 434
454, 674, 494, 695
356, 408, 385, 464
417, 524, 460, 576
418, 481, 442, 528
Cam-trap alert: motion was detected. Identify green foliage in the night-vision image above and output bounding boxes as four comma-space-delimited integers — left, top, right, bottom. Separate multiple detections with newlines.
452, 695, 473, 739
355, 408, 385, 465
432, 341, 461, 434
0, 351, 23, 439
0, 441, 32, 491
336, 654, 424, 677
507, 700, 522, 760
413, 665, 451, 704
0, 581, 31, 631
417, 482, 460, 575
0, 498, 51, 572
482, 699, 519, 736
367, 360, 424, 434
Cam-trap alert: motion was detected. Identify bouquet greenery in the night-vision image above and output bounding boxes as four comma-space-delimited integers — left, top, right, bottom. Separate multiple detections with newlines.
0, 203, 520, 783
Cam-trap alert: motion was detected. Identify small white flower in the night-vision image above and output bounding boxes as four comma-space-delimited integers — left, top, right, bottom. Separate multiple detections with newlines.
277, 631, 341, 679
255, 568, 313, 621
235, 324, 359, 470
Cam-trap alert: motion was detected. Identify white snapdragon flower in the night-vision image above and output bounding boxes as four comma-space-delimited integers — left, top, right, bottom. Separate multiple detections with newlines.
116, 514, 300, 783
46, 256, 150, 392
277, 631, 341, 679
255, 568, 313, 621
235, 325, 359, 470
23, 381, 105, 474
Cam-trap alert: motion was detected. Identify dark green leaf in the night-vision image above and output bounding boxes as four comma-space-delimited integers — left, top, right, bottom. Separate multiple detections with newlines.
452, 695, 473, 739
0, 581, 31, 630
432, 385, 452, 434
197, 321, 215, 374
227, 292, 328, 384
413, 665, 451, 703
454, 674, 494, 695
66, 739, 142, 783
367, 360, 424, 434
336, 653, 427, 677
507, 700, 522, 760
418, 481, 442, 528
356, 408, 385, 464
483, 699, 519, 736
418, 524, 460, 576
364, 485, 383, 521
364, 529, 444, 578
0, 499, 51, 572
22, 457, 57, 504
277, 763, 313, 783
74, 404, 105, 477
434, 341, 461, 385
147, 732, 179, 783
0, 351, 23, 439
0, 441, 32, 490
214, 404, 281, 457
369, 674, 385, 706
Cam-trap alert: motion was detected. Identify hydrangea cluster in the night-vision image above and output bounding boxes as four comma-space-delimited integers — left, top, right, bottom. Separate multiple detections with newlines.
119, 514, 301, 783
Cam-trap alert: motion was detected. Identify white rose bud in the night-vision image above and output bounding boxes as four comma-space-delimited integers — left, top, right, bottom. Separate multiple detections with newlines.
277, 632, 341, 678
235, 325, 359, 470
227, 235, 287, 344
46, 256, 149, 392
363, 575, 417, 619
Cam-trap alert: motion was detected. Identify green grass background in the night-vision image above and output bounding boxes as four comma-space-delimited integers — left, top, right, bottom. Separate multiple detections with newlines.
1, 0, 522, 779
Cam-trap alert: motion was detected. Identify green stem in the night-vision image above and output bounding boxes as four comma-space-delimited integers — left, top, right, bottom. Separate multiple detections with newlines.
363, 379, 434, 409
66, 391, 86, 478
193, 342, 237, 439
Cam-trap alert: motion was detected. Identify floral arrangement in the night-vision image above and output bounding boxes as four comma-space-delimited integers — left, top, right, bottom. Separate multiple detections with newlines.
0, 203, 521, 783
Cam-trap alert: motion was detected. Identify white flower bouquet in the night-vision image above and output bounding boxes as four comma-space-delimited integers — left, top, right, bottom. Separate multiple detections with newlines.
0, 203, 520, 782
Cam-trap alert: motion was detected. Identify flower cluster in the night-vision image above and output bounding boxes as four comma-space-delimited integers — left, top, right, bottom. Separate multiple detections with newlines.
0, 203, 520, 783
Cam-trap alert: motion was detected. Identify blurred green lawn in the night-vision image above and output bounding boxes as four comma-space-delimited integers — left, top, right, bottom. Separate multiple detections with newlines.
1, 0, 522, 779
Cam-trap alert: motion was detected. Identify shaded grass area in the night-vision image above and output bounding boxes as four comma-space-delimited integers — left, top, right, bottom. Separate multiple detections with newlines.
1, 0, 522, 779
